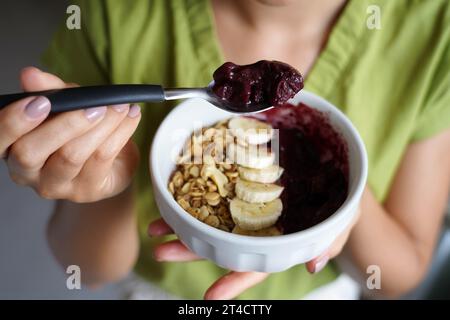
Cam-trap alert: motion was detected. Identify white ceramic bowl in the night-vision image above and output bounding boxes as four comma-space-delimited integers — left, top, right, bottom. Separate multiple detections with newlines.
150, 91, 368, 272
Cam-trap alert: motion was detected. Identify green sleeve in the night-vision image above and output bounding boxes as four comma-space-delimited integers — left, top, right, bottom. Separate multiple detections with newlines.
412, 33, 450, 141
41, 0, 109, 85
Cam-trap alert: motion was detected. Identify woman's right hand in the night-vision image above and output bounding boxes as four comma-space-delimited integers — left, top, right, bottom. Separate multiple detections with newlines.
1, 67, 141, 203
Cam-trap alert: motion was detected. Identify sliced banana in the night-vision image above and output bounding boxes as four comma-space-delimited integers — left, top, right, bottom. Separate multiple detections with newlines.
232, 225, 282, 236
228, 117, 274, 145
226, 143, 274, 169
229, 198, 283, 231
235, 178, 284, 203
238, 165, 284, 184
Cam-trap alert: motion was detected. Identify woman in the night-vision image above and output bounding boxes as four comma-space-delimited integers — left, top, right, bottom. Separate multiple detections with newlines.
1, 0, 449, 299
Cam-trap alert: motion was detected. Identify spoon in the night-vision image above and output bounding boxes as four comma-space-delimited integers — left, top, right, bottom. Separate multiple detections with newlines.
0, 82, 272, 114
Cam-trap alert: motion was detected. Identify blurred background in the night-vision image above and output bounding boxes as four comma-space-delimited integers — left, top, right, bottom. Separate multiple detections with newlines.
0, 0, 449, 299
0, 0, 123, 299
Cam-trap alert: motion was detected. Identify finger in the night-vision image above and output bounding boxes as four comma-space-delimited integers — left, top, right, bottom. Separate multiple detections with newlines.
148, 218, 174, 236
328, 229, 351, 258
7, 106, 107, 183
305, 229, 350, 273
20, 66, 66, 91
305, 253, 330, 274
4, 67, 68, 179
0, 96, 51, 158
305, 237, 344, 274
74, 105, 141, 197
305, 229, 349, 273
306, 206, 362, 273
204, 272, 269, 300
153, 240, 203, 262
40, 105, 129, 187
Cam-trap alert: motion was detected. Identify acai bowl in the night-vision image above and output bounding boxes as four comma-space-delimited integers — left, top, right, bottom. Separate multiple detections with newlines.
150, 91, 367, 272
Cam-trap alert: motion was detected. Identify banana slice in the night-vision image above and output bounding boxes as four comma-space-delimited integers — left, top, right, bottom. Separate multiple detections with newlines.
232, 225, 282, 236
226, 143, 274, 169
228, 117, 274, 145
238, 165, 284, 184
229, 198, 283, 231
235, 178, 284, 203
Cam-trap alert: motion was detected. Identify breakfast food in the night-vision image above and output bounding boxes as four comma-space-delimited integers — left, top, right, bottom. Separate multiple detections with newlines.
212, 60, 304, 112
235, 179, 283, 204
169, 102, 349, 236
226, 143, 275, 169
238, 165, 284, 184
228, 117, 273, 144
262, 103, 349, 233
231, 225, 282, 236
229, 198, 283, 231
170, 116, 284, 235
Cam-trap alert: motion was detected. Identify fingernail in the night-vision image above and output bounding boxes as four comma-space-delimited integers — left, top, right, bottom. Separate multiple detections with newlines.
313, 255, 329, 273
84, 106, 107, 122
24, 96, 51, 119
147, 224, 156, 237
127, 104, 141, 118
112, 104, 128, 113
152, 248, 163, 262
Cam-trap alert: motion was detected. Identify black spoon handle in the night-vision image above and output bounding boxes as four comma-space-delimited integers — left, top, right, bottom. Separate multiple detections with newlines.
0, 84, 165, 113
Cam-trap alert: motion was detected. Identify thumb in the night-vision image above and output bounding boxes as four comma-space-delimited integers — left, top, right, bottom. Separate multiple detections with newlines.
20, 66, 68, 92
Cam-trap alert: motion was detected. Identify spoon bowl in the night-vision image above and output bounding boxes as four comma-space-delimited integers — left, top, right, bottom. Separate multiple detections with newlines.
164, 81, 273, 114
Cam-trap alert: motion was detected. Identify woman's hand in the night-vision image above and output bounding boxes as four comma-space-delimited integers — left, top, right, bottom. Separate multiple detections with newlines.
305, 207, 361, 274
1, 67, 141, 203
148, 207, 360, 300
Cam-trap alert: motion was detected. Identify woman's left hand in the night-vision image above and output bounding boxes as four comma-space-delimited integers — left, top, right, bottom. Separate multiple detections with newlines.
148, 207, 360, 300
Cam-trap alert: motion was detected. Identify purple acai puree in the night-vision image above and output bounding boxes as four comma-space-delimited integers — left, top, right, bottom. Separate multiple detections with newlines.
256, 103, 349, 234
212, 60, 304, 112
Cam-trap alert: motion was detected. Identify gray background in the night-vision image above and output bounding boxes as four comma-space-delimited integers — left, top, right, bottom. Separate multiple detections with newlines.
0, 0, 449, 299
0, 0, 123, 299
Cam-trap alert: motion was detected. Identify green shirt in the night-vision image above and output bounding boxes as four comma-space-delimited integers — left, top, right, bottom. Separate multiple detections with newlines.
42, 0, 450, 299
